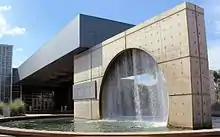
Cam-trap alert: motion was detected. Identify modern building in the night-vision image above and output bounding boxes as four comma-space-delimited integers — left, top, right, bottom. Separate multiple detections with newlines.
12, 68, 21, 100
71, 2, 212, 129
13, 2, 212, 129
0, 44, 13, 102
15, 14, 134, 113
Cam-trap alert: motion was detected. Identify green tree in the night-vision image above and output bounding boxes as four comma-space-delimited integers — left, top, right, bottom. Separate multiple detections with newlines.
213, 70, 220, 102
213, 70, 220, 83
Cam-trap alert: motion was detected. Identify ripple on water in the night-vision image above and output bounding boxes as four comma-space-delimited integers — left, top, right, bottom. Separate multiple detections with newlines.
0, 117, 219, 132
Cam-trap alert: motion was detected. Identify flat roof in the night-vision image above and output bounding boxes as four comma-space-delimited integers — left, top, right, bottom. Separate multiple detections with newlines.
17, 14, 134, 86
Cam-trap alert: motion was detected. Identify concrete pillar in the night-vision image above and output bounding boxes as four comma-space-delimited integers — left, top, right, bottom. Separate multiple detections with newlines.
166, 58, 212, 129
167, 3, 212, 129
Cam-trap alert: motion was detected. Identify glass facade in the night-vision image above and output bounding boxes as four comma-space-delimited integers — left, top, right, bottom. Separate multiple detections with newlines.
12, 68, 21, 100
0, 44, 13, 102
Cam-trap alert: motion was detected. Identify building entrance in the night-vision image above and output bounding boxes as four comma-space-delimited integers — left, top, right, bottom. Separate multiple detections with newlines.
31, 92, 54, 112
22, 85, 73, 114
23, 90, 55, 113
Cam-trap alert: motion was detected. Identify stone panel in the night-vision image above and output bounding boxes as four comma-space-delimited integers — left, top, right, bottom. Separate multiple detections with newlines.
102, 37, 125, 75
73, 81, 96, 100
200, 59, 209, 95
92, 77, 103, 100
190, 57, 201, 94
196, 12, 207, 59
168, 95, 193, 128
74, 70, 91, 83
200, 59, 209, 79
126, 23, 162, 62
91, 100, 100, 120
160, 58, 191, 95
102, 32, 125, 46
74, 51, 91, 83
201, 77, 209, 95
189, 58, 209, 96
74, 79, 91, 85
202, 95, 212, 128
126, 16, 160, 35
191, 76, 201, 95
161, 10, 189, 61
196, 5, 204, 14
160, 2, 195, 19
187, 10, 199, 57
192, 95, 203, 128
91, 47, 103, 78
125, 2, 194, 35
74, 100, 91, 119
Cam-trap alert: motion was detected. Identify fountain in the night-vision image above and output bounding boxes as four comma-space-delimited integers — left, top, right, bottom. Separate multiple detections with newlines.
0, 2, 218, 137
101, 49, 168, 124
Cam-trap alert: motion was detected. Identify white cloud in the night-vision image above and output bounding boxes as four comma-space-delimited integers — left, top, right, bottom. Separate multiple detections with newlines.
4, 27, 26, 36
208, 41, 220, 70
15, 47, 24, 52
0, 5, 26, 38
0, 5, 11, 11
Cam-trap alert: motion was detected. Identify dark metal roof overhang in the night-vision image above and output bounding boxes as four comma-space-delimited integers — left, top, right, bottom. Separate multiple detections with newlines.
17, 47, 88, 88
16, 14, 134, 88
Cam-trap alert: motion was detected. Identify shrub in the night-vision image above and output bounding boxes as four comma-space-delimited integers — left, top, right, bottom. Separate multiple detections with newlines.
0, 102, 5, 109
0, 101, 6, 114
0, 99, 25, 116
8, 99, 25, 116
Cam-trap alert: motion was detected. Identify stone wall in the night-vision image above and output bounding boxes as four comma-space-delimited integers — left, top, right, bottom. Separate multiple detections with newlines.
73, 2, 212, 129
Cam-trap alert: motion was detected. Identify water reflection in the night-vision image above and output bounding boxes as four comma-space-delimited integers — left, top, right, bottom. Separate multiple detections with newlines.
1, 117, 220, 132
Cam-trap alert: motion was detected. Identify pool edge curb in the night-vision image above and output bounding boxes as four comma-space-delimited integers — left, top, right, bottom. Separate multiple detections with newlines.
0, 115, 219, 136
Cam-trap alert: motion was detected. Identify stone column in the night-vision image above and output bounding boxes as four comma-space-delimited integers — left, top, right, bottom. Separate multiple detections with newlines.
166, 3, 212, 129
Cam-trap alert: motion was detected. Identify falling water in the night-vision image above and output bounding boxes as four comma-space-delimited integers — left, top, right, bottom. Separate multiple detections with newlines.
101, 49, 168, 123
132, 50, 142, 121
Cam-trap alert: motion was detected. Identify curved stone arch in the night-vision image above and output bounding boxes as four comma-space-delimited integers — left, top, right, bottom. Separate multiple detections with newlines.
99, 47, 167, 120
126, 47, 159, 63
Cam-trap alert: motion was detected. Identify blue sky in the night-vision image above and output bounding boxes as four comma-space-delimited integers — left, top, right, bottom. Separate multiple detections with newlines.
0, 0, 220, 69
